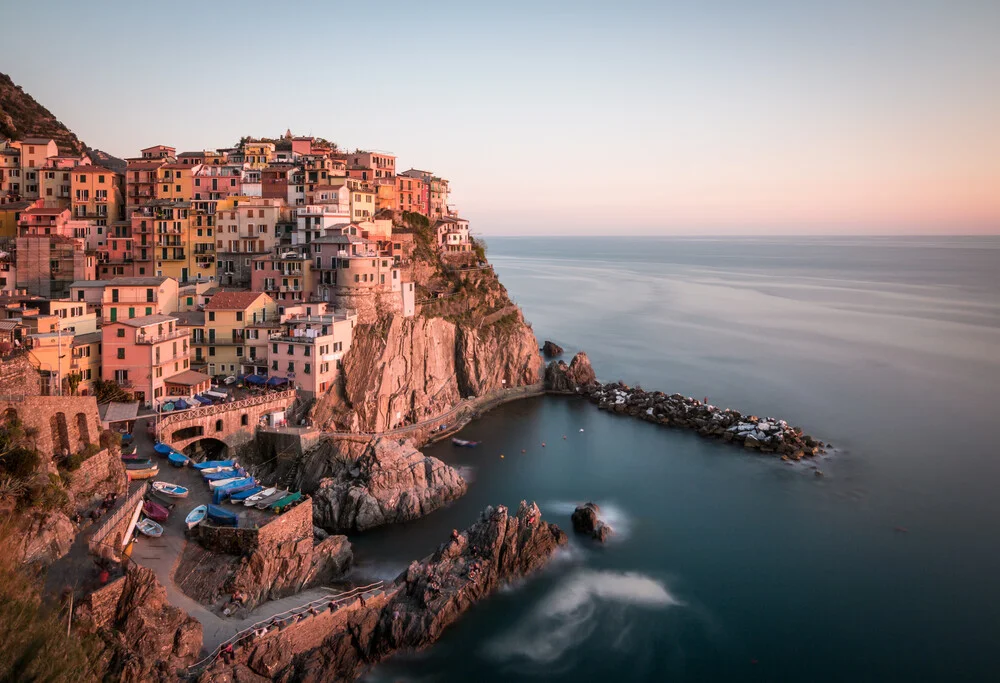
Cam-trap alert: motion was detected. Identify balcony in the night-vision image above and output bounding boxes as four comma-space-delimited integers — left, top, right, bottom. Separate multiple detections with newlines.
160, 251, 187, 261
135, 328, 188, 344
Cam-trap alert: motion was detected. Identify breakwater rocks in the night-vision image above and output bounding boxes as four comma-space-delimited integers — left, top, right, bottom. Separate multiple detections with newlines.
311, 437, 467, 533
205, 502, 567, 681
547, 353, 826, 459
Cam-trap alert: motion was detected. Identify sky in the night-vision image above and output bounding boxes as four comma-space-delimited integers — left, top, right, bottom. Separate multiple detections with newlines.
5, 0, 999, 235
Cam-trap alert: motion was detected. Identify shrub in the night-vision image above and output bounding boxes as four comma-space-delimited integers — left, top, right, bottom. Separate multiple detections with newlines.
1, 446, 40, 480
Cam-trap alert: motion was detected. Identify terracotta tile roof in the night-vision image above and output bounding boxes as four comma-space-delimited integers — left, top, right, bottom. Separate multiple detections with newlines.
204, 290, 267, 311
126, 161, 166, 171
73, 165, 115, 174
115, 313, 177, 327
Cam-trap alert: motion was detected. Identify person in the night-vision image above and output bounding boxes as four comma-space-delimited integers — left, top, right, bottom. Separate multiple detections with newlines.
222, 643, 234, 664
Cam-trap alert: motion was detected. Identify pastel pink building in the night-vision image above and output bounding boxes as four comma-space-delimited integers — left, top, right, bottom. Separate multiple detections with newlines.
101, 313, 208, 408
18, 206, 73, 236
267, 309, 358, 398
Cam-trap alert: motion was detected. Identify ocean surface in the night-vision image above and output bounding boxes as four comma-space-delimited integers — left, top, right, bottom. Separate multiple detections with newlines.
357, 236, 1000, 682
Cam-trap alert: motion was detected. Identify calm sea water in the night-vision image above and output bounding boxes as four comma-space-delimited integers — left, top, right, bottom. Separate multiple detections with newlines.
358, 236, 1000, 682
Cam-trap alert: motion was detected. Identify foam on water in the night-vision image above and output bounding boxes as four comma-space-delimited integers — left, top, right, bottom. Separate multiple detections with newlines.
484, 570, 678, 666
542, 500, 632, 540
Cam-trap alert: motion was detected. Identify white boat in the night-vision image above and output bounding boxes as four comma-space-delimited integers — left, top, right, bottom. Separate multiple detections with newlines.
137, 518, 163, 537
208, 476, 241, 490
200, 466, 235, 475
152, 481, 189, 498
243, 486, 277, 506
185, 505, 207, 529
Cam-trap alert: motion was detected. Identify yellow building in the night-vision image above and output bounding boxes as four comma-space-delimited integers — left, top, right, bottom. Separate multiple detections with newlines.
0, 200, 33, 238
71, 165, 124, 227
242, 142, 275, 170
375, 182, 397, 213
198, 291, 277, 377
133, 201, 213, 283
155, 163, 198, 202
40, 166, 75, 207
350, 186, 377, 222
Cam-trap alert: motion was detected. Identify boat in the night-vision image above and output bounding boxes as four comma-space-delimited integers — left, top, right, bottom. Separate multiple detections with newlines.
121, 433, 133, 443
153, 443, 173, 456
185, 505, 207, 529
152, 481, 189, 498
168, 451, 190, 468
212, 477, 256, 504
451, 438, 480, 448
270, 491, 303, 513
143, 500, 170, 522
206, 504, 239, 527
254, 489, 289, 509
125, 459, 155, 470
137, 518, 163, 537
244, 487, 277, 506
121, 451, 146, 462
121, 442, 137, 455
192, 459, 235, 471
127, 466, 159, 480
199, 465, 235, 475
203, 468, 241, 481
230, 485, 263, 502
208, 475, 247, 490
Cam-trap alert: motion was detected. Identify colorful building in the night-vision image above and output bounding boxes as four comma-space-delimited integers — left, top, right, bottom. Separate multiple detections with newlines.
100, 276, 179, 323
197, 291, 277, 377
71, 165, 124, 226
215, 198, 286, 286
266, 309, 358, 398
250, 252, 315, 312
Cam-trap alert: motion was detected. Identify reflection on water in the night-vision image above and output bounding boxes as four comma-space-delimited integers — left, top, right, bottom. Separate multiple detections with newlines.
362, 237, 1000, 682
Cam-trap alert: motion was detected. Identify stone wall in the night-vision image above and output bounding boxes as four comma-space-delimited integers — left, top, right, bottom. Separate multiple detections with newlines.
0, 395, 102, 458
158, 390, 296, 453
258, 496, 312, 548
80, 574, 127, 628
0, 355, 41, 398
197, 523, 260, 555
90, 483, 146, 560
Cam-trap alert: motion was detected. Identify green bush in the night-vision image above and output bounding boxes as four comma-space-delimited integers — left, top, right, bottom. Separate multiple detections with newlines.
1, 447, 40, 480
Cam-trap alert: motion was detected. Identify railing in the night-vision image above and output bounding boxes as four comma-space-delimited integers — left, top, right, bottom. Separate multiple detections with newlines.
89, 482, 148, 557
185, 581, 386, 675
135, 328, 187, 344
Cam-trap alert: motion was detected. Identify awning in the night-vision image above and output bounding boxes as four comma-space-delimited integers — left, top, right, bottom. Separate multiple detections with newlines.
174, 398, 190, 410
99, 401, 140, 424
266, 376, 289, 387
245, 374, 266, 385
194, 395, 213, 406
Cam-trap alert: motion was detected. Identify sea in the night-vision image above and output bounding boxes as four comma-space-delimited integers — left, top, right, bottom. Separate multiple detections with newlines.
356, 236, 1000, 682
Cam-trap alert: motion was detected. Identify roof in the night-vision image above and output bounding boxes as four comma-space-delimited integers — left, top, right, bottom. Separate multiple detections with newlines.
24, 206, 68, 215
20, 137, 56, 144
115, 314, 177, 327
205, 291, 267, 311
164, 369, 212, 386
72, 331, 102, 345
99, 401, 140, 423
0, 201, 34, 210
72, 165, 115, 174
177, 151, 209, 157
108, 276, 169, 287
160, 163, 195, 170
0, 320, 23, 331
70, 280, 106, 289
174, 311, 205, 326
126, 161, 166, 171
141, 145, 175, 152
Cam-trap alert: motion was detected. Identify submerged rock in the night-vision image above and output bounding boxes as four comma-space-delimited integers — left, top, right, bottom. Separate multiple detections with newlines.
311, 438, 467, 533
542, 340, 564, 358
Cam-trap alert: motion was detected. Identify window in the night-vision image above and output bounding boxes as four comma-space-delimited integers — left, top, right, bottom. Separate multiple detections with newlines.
209, 347, 216, 357
236, 312, 243, 322
287, 345, 294, 355
215, 419, 223, 432
241, 414, 248, 426
117, 348, 125, 359
272, 360, 278, 371
116, 328, 125, 338
303, 363, 311, 375
128, 307, 135, 319
272, 343, 278, 353
287, 361, 294, 372
146, 307, 152, 316
208, 311, 215, 322
146, 288, 154, 302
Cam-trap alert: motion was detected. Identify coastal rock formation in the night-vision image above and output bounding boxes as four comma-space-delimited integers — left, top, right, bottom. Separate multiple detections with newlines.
545, 351, 598, 393
311, 438, 467, 532
15, 511, 76, 564
312, 312, 541, 434
76, 566, 202, 681
542, 340, 564, 358
571, 502, 613, 542
209, 501, 567, 681
579, 380, 826, 458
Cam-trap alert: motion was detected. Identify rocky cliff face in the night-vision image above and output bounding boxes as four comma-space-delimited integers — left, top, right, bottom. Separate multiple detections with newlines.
545, 351, 598, 392
311, 438, 466, 533
76, 566, 202, 682
208, 501, 567, 681
0, 72, 84, 153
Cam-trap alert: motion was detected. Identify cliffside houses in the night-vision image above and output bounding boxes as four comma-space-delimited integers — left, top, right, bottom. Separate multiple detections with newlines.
0, 130, 469, 407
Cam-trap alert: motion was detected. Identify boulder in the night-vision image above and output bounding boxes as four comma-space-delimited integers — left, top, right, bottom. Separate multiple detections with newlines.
541, 340, 564, 358
571, 502, 613, 542
545, 352, 598, 392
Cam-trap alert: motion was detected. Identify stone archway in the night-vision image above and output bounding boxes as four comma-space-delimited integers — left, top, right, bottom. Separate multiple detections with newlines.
76, 412, 91, 449
183, 437, 228, 461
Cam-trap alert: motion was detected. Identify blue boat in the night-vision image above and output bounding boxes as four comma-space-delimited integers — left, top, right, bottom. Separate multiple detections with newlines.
204, 467, 246, 482
192, 459, 235, 471
153, 443, 173, 456
121, 433, 133, 443
229, 485, 263, 502
194, 395, 213, 406
213, 477, 256, 504
206, 504, 238, 526
168, 451, 190, 467
125, 459, 154, 470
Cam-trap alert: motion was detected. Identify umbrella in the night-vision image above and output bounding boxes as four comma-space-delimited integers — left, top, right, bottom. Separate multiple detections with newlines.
194, 395, 213, 406
175, 398, 190, 410
162, 402, 175, 412
266, 376, 289, 387
245, 374, 266, 386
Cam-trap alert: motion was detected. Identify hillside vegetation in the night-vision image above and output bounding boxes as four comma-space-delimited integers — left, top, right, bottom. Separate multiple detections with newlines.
0, 72, 84, 153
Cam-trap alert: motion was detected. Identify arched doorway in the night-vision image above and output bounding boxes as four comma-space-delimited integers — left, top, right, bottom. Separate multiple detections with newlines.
183, 437, 228, 461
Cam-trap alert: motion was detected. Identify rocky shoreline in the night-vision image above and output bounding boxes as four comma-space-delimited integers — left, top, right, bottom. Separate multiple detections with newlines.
547, 352, 828, 459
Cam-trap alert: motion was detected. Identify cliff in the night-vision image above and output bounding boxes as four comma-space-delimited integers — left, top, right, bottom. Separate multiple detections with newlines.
205, 501, 567, 681
312, 235, 542, 433
310, 437, 467, 533
0, 72, 84, 153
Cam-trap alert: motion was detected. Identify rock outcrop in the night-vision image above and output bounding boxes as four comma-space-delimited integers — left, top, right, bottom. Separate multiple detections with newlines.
16, 511, 76, 564
76, 566, 202, 682
0, 71, 85, 153
311, 438, 467, 533
544, 351, 598, 392
571, 502, 613, 542
542, 340, 564, 357
209, 501, 567, 681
